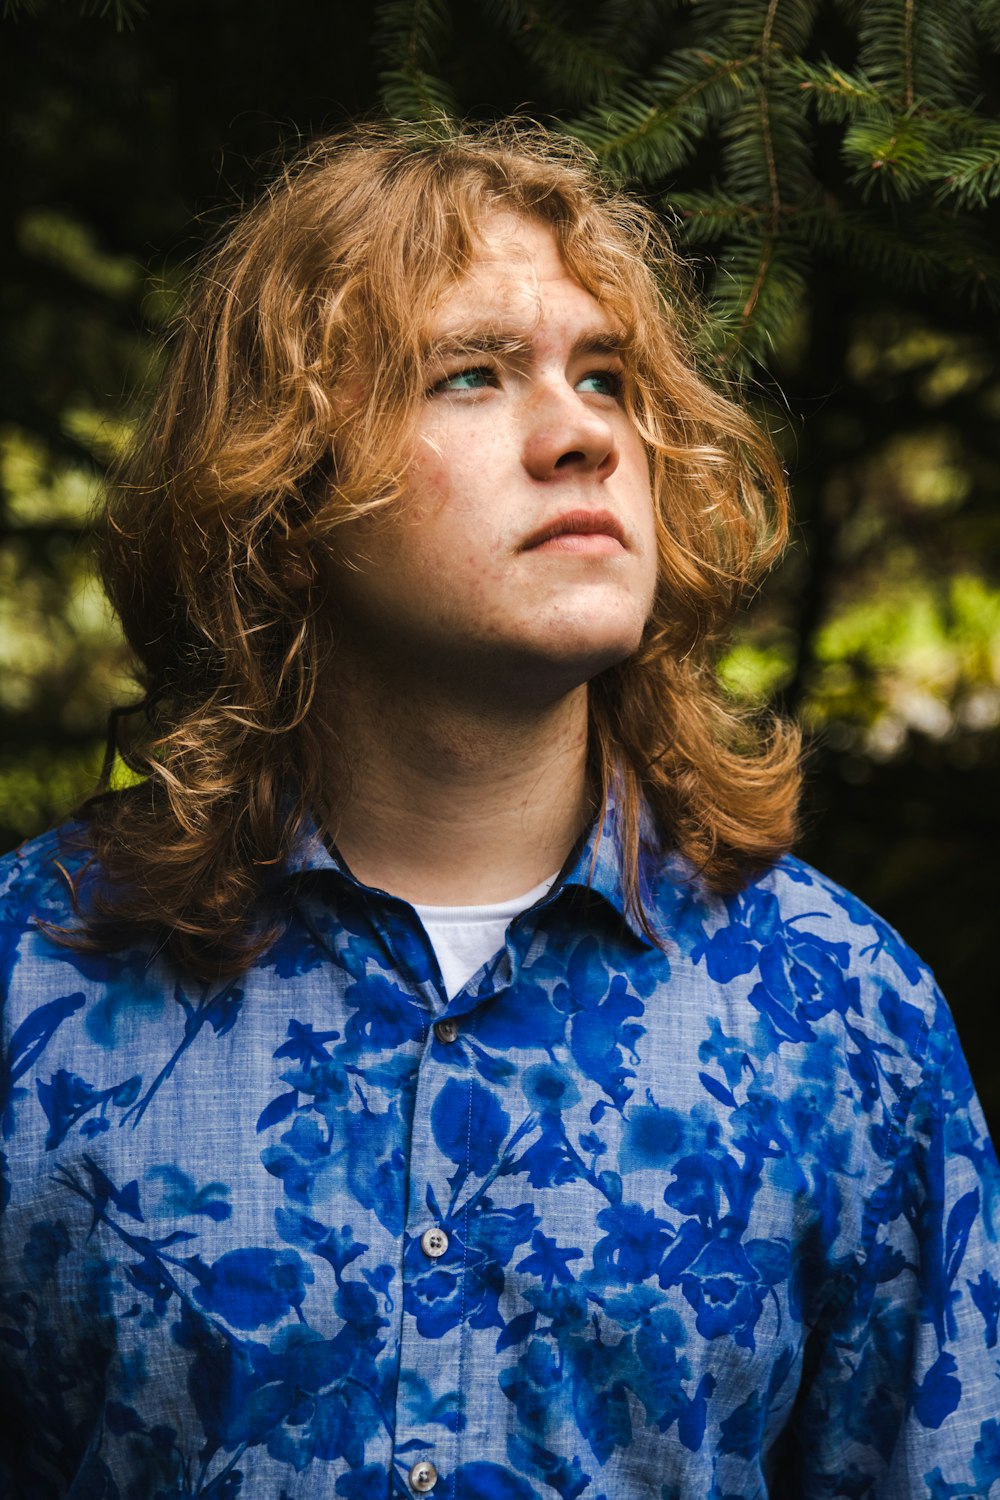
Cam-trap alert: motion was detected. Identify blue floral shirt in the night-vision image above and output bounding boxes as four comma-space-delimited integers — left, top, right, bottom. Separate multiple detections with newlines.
2, 802, 999, 1500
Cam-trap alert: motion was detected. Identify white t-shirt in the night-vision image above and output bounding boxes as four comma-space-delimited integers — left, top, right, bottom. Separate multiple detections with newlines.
413, 872, 559, 999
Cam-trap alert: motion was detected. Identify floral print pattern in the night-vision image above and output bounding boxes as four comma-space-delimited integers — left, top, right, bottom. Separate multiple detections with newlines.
1, 801, 999, 1497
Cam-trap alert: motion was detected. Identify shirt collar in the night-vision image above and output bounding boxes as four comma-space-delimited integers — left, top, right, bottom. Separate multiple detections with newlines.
281, 779, 661, 949
555, 780, 661, 948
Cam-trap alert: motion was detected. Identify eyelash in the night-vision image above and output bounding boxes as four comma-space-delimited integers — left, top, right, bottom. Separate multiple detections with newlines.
429, 365, 498, 394
428, 365, 624, 398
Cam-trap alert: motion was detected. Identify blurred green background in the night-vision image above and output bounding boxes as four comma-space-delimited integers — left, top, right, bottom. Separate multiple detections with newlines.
2, 2, 999, 1127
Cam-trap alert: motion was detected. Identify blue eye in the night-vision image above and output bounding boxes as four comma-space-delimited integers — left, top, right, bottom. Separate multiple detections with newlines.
432, 366, 497, 393
576, 370, 622, 397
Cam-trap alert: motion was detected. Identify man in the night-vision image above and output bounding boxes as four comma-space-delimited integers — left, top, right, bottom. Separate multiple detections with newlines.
1, 123, 998, 1498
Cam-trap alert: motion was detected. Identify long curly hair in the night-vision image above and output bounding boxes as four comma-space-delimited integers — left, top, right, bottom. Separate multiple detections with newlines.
66, 119, 800, 977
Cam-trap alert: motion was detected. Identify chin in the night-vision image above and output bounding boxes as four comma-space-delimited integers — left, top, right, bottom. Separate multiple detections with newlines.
522, 628, 645, 695
546, 586, 651, 653
555, 608, 648, 665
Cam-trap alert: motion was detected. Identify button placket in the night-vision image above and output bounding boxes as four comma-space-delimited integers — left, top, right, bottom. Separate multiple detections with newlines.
393, 1018, 468, 1486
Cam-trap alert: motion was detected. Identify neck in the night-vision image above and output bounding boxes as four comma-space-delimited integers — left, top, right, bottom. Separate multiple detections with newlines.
322, 667, 594, 906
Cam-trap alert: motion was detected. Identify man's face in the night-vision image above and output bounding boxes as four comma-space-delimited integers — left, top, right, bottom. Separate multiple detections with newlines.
329, 212, 658, 706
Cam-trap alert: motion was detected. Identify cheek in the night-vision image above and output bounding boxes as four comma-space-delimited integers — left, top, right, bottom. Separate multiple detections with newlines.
406, 448, 452, 515
410, 416, 480, 499
404, 454, 483, 554
412, 419, 508, 512
406, 477, 510, 576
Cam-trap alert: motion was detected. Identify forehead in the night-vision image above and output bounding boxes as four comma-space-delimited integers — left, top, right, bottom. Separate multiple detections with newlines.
427, 211, 617, 337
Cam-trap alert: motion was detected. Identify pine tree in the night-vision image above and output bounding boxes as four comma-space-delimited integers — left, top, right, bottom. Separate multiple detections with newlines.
375, 0, 1000, 368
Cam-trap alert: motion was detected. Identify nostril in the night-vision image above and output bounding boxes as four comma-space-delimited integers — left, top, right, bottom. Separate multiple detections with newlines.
554, 451, 587, 469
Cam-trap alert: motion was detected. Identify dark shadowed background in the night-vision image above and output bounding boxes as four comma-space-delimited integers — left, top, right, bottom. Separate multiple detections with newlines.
3, 1, 998, 1128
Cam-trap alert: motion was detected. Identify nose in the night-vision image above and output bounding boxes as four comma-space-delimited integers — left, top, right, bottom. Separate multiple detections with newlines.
521, 380, 620, 483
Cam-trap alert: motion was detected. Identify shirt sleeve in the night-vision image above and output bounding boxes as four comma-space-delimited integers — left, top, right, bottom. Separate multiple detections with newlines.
782, 984, 1000, 1497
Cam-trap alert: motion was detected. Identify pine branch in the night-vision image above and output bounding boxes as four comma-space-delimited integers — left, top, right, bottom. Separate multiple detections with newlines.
376, 0, 459, 121
934, 128, 1000, 208
971, 0, 1000, 49
589, 0, 682, 69
843, 110, 951, 200
700, 0, 820, 60
710, 0, 818, 365
908, 0, 980, 103
478, 0, 630, 103
719, 81, 814, 209
797, 202, 1000, 303
904, 0, 915, 107
648, 47, 764, 114
669, 191, 767, 245
857, 0, 979, 106
2, 0, 146, 21
787, 58, 884, 123
698, 237, 810, 368
566, 50, 763, 181
379, 67, 460, 121
79, 0, 147, 29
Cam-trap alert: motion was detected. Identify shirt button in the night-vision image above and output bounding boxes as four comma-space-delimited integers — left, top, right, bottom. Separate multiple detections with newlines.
409, 1459, 438, 1492
420, 1226, 449, 1258
434, 1018, 459, 1043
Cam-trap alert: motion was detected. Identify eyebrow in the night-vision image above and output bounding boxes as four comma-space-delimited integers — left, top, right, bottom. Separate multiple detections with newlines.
422, 326, 627, 366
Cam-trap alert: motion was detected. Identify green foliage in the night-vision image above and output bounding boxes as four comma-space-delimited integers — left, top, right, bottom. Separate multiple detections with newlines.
3, 0, 146, 27
478, 0, 631, 103
374, 0, 1000, 366
569, 51, 763, 180
4, 0, 997, 790
376, 0, 460, 119
936, 125, 1000, 209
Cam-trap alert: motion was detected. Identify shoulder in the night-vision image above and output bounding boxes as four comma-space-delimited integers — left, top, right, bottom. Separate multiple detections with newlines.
652, 847, 935, 989
647, 849, 998, 1222
645, 848, 944, 1085
0, 820, 92, 927
0, 820, 97, 991
751, 852, 933, 990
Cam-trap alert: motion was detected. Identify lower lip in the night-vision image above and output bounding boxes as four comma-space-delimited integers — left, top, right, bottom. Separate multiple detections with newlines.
528, 533, 624, 554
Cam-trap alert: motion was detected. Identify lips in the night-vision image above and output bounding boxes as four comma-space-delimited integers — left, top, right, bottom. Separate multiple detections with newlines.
520, 509, 626, 551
